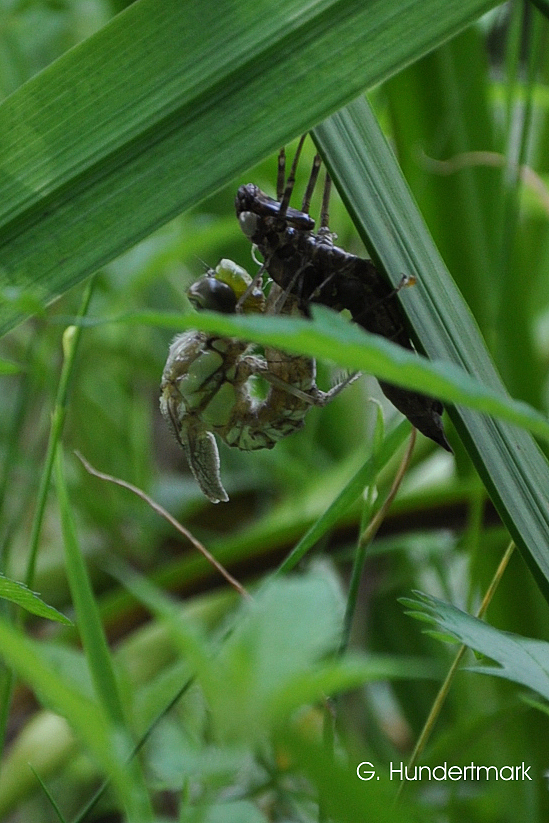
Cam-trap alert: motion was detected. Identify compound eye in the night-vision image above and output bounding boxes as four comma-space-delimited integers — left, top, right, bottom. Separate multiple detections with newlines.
238, 211, 259, 240
187, 276, 237, 313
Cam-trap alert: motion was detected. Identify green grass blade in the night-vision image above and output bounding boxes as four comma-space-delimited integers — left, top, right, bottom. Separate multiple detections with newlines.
275, 420, 412, 576
0, 360, 20, 374
132, 306, 549, 442
55, 449, 154, 816
0, 616, 145, 819
312, 98, 549, 598
0, 0, 498, 335
54, 450, 125, 727
24, 279, 94, 589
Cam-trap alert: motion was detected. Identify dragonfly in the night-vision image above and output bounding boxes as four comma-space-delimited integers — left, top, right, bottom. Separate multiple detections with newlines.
160, 259, 350, 502
235, 136, 451, 452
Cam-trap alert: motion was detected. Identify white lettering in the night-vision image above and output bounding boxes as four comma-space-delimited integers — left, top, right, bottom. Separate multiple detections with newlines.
389, 762, 404, 780
477, 765, 498, 780
432, 763, 447, 781
463, 763, 475, 780
357, 762, 376, 781
383, 760, 532, 782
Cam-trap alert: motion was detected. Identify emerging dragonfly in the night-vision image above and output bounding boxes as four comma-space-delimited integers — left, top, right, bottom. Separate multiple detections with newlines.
160, 259, 350, 503
235, 136, 451, 452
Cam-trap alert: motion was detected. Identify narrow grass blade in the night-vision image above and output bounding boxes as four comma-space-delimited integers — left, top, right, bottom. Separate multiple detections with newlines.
131, 306, 549, 444
54, 450, 125, 726
275, 420, 411, 576
312, 98, 549, 598
0, 616, 144, 819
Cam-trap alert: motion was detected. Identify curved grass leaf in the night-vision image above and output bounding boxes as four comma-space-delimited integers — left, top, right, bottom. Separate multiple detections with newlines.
313, 98, 549, 599
132, 305, 549, 444
0, 0, 498, 335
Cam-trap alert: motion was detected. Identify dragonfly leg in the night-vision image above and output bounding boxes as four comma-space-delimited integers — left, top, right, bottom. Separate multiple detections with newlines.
277, 147, 286, 201
301, 153, 322, 214
320, 171, 332, 229
312, 371, 361, 405
246, 350, 361, 408
279, 134, 307, 218
235, 262, 267, 312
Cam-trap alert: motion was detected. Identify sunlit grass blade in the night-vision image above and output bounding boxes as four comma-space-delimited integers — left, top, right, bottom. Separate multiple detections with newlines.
0, 0, 499, 335
0, 360, 20, 374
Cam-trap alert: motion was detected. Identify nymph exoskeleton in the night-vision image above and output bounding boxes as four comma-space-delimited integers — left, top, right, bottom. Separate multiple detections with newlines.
160, 259, 348, 503
235, 136, 451, 452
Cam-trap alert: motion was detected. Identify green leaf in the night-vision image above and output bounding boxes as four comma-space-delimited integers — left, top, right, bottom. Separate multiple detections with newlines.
111, 567, 435, 745
271, 653, 438, 721
405, 591, 549, 701
55, 450, 126, 726
0, 0, 499, 335
0, 575, 71, 625
0, 616, 143, 818
312, 98, 549, 600
135, 305, 549, 444
0, 359, 20, 375
180, 800, 269, 823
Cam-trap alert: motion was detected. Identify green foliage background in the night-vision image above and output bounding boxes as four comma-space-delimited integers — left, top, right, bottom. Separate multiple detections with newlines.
1, 1, 549, 821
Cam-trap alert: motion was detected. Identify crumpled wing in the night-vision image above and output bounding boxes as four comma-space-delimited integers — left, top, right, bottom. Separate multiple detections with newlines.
180, 425, 229, 504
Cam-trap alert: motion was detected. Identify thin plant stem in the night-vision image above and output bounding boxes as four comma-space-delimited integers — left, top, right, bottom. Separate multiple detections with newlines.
25, 278, 95, 589
75, 452, 250, 599
339, 428, 416, 655
395, 540, 516, 803
72, 673, 195, 823
0, 279, 95, 766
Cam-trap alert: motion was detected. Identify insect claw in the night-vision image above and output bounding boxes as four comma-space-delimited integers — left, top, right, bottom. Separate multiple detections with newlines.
396, 273, 417, 291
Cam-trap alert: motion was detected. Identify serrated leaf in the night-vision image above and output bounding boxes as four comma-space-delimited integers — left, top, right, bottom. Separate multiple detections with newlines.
0, 574, 71, 625
405, 591, 549, 701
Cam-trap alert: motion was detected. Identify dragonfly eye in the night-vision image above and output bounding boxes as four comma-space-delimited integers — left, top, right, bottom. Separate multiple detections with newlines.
187, 276, 237, 313
238, 211, 259, 240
